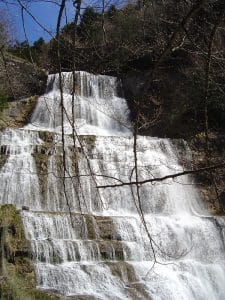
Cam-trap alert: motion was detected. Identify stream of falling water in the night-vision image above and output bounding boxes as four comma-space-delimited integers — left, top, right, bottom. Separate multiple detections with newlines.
0, 71, 225, 299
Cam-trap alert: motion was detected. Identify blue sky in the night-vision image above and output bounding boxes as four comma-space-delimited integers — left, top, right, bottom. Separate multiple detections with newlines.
1, 1, 74, 44
1, 0, 121, 45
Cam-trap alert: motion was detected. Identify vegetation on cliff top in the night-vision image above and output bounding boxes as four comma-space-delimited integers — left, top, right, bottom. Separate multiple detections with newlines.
4, 0, 225, 139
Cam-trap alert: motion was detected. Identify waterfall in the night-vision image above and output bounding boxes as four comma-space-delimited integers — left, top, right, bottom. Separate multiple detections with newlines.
1, 71, 225, 299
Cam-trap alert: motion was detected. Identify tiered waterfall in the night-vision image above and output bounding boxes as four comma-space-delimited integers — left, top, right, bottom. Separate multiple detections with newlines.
1, 71, 225, 299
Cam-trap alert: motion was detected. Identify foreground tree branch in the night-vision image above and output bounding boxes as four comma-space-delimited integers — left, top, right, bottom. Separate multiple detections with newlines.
97, 162, 225, 188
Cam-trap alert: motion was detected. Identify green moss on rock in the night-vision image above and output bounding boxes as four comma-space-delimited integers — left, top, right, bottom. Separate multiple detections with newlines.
0, 204, 60, 300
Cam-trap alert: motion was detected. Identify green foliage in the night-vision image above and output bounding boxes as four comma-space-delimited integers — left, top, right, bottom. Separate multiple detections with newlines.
80, 6, 100, 27
78, 7, 102, 42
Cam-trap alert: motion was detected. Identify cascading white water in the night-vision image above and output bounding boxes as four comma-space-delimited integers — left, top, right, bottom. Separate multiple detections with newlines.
1, 71, 225, 299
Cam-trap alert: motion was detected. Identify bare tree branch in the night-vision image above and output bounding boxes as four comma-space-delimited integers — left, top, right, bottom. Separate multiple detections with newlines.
97, 162, 225, 189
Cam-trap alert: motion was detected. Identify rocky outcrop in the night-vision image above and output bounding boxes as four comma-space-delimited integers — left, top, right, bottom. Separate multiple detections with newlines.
0, 52, 47, 101
0, 96, 38, 131
0, 204, 59, 300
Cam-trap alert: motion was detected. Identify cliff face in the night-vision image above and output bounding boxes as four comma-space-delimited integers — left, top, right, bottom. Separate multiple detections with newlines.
0, 52, 47, 101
